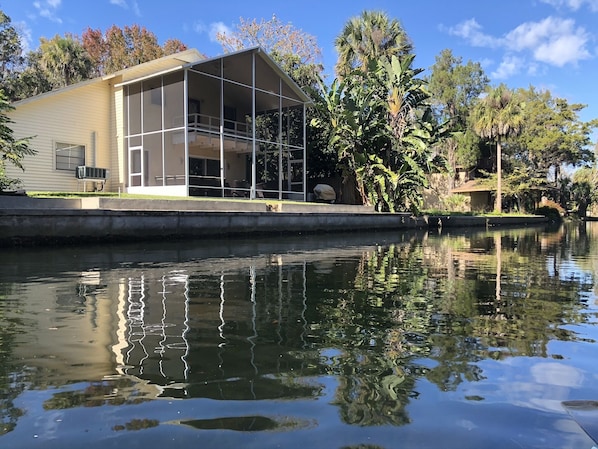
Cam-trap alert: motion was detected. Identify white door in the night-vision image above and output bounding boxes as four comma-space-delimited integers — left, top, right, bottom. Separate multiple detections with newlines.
129, 146, 144, 187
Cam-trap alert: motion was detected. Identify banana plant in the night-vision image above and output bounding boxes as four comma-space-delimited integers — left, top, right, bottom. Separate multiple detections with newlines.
312, 54, 445, 212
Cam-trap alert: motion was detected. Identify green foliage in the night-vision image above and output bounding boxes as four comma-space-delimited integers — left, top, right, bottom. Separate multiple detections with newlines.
0, 10, 24, 101
0, 90, 36, 190
314, 42, 445, 212
428, 49, 488, 176
38, 34, 93, 88
453, 128, 483, 169
568, 167, 598, 217
441, 194, 470, 213
334, 10, 412, 79
534, 204, 563, 222
82, 24, 187, 76
5, 51, 53, 101
3, 20, 190, 100
515, 87, 596, 179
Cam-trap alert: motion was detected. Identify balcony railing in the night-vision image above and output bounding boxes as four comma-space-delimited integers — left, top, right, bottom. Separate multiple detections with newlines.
173, 113, 250, 138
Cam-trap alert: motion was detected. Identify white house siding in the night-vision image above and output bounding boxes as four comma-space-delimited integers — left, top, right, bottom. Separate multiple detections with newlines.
7, 80, 113, 192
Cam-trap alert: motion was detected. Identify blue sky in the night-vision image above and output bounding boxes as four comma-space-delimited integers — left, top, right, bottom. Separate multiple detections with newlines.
4, 0, 598, 126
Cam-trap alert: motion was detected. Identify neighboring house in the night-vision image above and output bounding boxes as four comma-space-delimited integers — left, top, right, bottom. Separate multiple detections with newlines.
7, 47, 311, 200
451, 180, 493, 212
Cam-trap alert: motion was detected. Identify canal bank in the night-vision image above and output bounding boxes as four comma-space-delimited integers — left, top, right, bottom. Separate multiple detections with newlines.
0, 196, 549, 246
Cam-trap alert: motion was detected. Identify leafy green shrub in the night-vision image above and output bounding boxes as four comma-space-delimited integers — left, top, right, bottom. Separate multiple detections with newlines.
534, 204, 563, 221
441, 194, 470, 213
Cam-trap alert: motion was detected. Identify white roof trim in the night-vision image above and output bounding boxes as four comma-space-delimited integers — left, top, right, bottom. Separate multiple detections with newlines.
114, 65, 184, 88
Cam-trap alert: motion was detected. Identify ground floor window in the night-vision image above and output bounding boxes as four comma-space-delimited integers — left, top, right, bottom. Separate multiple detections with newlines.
55, 142, 85, 171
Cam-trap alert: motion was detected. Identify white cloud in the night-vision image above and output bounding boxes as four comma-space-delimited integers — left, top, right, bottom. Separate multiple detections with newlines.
540, 0, 598, 11
504, 17, 591, 66
131, 1, 141, 17
109, 0, 141, 17
209, 22, 231, 42
526, 62, 546, 76
446, 18, 501, 48
192, 21, 207, 34
447, 16, 593, 79
193, 21, 231, 43
491, 55, 525, 79
33, 0, 63, 24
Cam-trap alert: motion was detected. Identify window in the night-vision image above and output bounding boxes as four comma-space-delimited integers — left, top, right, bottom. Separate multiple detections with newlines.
189, 157, 219, 177
55, 142, 85, 171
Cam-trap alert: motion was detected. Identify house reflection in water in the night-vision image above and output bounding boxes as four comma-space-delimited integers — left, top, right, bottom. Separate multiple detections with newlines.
108, 257, 319, 401
113, 271, 191, 391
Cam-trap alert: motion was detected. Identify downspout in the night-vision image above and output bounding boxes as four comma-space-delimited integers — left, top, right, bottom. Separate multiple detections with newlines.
278, 78, 283, 200
125, 86, 130, 190
160, 76, 165, 187
90, 131, 96, 167
303, 102, 307, 201
140, 82, 144, 187
184, 68, 189, 195
219, 57, 225, 196
251, 51, 257, 199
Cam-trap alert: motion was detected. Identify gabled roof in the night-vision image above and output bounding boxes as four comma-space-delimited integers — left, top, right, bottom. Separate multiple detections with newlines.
214, 46, 311, 104
118, 46, 311, 104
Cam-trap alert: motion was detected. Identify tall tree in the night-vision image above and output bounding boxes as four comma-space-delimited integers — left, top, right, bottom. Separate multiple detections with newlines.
571, 167, 598, 217
7, 50, 52, 101
0, 10, 25, 100
515, 87, 596, 186
428, 49, 488, 188
38, 34, 93, 88
334, 10, 412, 79
471, 84, 524, 213
105, 25, 162, 73
81, 25, 189, 76
0, 91, 36, 190
80, 27, 106, 78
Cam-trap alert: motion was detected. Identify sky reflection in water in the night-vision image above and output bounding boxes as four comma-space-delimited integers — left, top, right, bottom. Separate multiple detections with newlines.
1, 224, 598, 448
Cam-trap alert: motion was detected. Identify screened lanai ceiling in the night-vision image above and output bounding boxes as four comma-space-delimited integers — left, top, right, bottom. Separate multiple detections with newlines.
188, 47, 310, 105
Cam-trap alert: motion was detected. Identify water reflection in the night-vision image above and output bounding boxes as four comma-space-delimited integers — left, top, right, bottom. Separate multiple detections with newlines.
1, 224, 598, 447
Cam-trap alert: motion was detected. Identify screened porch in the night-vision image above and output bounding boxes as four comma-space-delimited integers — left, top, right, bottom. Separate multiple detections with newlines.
122, 48, 310, 201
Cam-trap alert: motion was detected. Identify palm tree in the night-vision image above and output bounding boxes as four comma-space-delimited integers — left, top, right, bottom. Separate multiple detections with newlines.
334, 10, 412, 79
39, 35, 92, 87
471, 84, 524, 213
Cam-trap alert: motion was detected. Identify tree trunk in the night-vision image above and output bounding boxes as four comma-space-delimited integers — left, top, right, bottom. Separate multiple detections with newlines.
341, 172, 361, 205
578, 201, 588, 218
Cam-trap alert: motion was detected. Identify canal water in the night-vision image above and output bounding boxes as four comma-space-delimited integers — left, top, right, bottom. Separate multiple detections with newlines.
1, 223, 598, 449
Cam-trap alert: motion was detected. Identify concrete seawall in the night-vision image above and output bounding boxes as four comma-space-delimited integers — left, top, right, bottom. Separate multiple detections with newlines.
0, 196, 549, 246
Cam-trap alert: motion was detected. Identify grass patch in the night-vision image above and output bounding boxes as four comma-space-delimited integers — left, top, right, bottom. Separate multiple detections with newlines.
422, 209, 540, 217
29, 191, 120, 198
